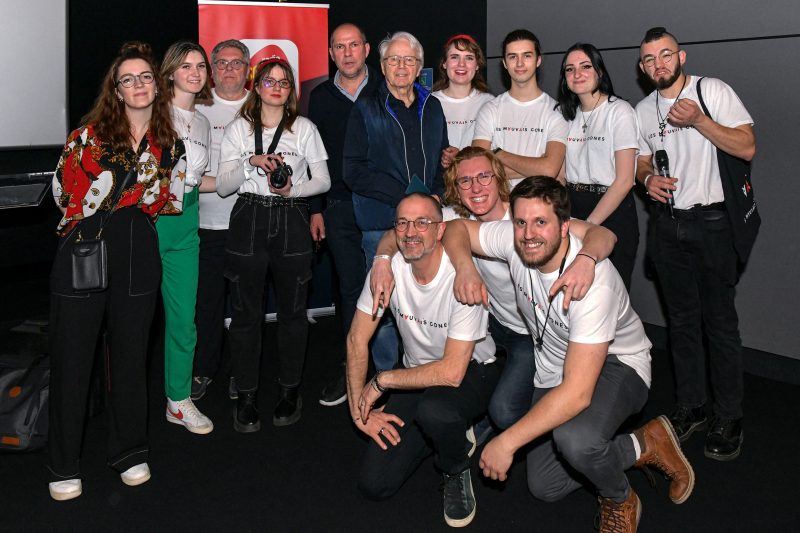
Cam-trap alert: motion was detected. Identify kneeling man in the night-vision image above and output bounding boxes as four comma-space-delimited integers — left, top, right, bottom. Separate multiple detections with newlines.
447, 177, 694, 533
347, 193, 499, 528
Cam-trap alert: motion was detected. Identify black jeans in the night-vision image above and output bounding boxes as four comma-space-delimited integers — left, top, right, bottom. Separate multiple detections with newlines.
322, 199, 366, 362
194, 228, 228, 378
650, 204, 743, 419
358, 360, 500, 500
48, 208, 159, 480
225, 196, 312, 392
569, 189, 639, 290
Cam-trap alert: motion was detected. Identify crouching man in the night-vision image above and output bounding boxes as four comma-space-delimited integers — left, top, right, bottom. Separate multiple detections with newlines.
347, 193, 499, 528
446, 177, 695, 532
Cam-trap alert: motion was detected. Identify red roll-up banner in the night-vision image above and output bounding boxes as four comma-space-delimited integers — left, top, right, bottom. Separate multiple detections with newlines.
198, 1, 329, 112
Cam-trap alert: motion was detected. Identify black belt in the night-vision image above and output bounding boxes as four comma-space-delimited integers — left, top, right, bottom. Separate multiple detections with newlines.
568, 182, 608, 194
240, 192, 308, 208
659, 201, 726, 219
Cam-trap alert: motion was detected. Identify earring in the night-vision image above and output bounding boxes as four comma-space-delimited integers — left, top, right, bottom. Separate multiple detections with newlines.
155, 89, 159, 96
117, 95, 123, 102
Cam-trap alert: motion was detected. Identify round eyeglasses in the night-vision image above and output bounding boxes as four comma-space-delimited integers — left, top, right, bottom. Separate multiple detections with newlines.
116, 72, 155, 88
641, 50, 680, 68
455, 172, 495, 190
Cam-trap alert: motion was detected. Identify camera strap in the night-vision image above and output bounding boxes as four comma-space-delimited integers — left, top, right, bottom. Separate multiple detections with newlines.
254, 112, 287, 156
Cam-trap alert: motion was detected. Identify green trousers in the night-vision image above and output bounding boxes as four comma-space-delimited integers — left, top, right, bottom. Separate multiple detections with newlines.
156, 188, 200, 401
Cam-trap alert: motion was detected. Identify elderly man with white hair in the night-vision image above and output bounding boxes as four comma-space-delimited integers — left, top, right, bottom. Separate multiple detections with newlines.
344, 31, 450, 373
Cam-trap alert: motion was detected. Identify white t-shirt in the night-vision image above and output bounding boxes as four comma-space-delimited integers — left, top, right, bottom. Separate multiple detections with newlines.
196, 90, 248, 229
478, 221, 652, 389
473, 91, 569, 186
565, 98, 639, 187
171, 105, 211, 189
356, 249, 496, 368
218, 115, 330, 198
443, 206, 528, 335
636, 75, 753, 209
433, 89, 495, 149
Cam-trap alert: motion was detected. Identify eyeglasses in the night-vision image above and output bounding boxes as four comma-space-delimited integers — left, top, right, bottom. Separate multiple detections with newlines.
455, 172, 495, 190
383, 55, 420, 67
116, 72, 155, 88
261, 77, 291, 89
394, 218, 440, 232
332, 41, 365, 52
641, 50, 680, 68
214, 59, 247, 71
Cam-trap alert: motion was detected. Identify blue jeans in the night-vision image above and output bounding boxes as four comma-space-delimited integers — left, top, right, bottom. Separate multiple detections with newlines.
361, 229, 400, 371
487, 314, 536, 429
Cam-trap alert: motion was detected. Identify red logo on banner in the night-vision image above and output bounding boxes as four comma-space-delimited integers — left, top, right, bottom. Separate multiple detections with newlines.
199, 2, 329, 99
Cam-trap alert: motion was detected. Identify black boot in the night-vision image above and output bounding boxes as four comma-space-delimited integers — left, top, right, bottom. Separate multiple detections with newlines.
234, 390, 260, 433
273, 385, 302, 427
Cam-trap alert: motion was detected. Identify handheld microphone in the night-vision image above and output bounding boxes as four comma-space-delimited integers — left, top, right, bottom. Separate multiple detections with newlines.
655, 149, 675, 213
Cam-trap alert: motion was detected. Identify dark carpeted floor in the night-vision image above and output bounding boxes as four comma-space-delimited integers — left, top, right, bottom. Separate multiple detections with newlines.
2, 265, 800, 532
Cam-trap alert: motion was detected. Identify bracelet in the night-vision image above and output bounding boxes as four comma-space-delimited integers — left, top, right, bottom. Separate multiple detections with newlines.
371, 371, 387, 393
576, 252, 597, 264
373, 254, 392, 263
643, 174, 654, 188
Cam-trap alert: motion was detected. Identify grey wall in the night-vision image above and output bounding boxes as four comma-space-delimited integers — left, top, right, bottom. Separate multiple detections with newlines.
485, 0, 800, 359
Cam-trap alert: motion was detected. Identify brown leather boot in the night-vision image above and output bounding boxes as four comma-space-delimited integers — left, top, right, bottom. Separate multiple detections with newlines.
634, 415, 695, 504
598, 489, 641, 533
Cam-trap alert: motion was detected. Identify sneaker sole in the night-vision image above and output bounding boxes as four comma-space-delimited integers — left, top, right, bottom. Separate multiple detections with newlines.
444, 506, 476, 528
166, 411, 214, 435
49, 485, 82, 501
657, 415, 695, 504
121, 471, 151, 487
273, 397, 303, 427
318, 393, 347, 407
704, 431, 743, 462
233, 418, 261, 433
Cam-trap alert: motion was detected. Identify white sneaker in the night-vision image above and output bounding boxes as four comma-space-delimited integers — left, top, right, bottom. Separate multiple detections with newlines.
166, 397, 214, 434
120, 463, 151, 486
49, 479, 82, 501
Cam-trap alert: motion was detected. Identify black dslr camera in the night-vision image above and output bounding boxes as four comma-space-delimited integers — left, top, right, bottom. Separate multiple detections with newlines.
269, 162, 293, 189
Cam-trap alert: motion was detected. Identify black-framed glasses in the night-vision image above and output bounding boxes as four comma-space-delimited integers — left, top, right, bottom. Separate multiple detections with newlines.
261, 77, 291, 89
455, 172, 494, 190
383, 55, 419, 67
394, 218, 440, 232
214, 59, 247, 71
116, 72, 155, 88
641, 50, 680, 68
332, 41, 365, 52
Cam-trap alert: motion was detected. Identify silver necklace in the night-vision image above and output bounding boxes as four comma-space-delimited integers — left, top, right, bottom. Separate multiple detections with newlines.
580, 93, 601, 133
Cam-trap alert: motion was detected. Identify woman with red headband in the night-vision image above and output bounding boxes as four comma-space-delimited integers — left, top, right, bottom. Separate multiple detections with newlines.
216, 57, 330, 432
433, 34, 494, 166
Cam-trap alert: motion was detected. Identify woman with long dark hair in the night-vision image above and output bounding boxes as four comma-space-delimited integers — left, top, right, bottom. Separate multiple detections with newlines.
216, 57, 330, 432
157, 40, 214, 434
48, 41, 185, 500
556, 43, 639, 288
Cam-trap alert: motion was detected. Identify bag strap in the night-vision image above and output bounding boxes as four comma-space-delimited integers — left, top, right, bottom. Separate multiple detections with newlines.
695, 77, 712, 119
254, 113, 287, 155
77, 136, 144, 240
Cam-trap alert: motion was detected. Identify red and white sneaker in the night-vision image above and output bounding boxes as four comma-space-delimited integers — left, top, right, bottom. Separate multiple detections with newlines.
166, 397, 214, 434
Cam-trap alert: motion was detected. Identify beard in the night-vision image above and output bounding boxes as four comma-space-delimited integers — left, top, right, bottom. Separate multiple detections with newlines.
515, 234, 561, 269
399, 236, 430, 261
654, 60, 683, 90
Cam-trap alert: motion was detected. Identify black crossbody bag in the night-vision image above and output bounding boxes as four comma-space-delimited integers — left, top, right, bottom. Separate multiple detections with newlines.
696, 77, 761, 264
71, 154, 138, 292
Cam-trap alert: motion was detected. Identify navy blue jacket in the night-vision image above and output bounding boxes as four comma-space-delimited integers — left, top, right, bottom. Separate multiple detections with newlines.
343, 81, 448, 231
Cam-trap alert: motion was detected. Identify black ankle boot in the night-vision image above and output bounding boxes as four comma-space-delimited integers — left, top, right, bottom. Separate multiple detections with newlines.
273, 385, 302, 427
234, 390, 260, 433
